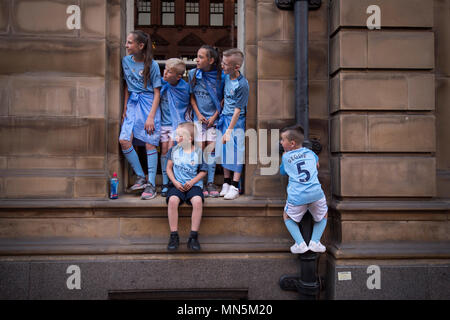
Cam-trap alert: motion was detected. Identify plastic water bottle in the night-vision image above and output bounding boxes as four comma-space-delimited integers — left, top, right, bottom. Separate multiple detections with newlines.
110, 172, 119, 199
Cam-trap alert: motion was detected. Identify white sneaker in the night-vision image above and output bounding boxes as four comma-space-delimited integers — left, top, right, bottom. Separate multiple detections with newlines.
219, 183, 230, 197
224, 185, 239, 200
308, 240, 326, 253
290, 241, 309, 254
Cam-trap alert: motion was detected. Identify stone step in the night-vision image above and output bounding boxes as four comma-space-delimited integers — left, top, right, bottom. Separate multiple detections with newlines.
0, 195, 291, 256
0, 238, 290, 256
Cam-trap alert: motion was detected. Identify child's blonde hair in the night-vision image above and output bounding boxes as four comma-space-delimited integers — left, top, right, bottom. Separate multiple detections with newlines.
165, 58, 186, 76
177, 122, 195, 145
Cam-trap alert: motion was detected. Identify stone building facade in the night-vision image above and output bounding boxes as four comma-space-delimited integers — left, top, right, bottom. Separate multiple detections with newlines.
0, 0, 448, 299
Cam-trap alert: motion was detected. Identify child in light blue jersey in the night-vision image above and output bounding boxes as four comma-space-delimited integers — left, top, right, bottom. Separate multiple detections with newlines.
166, 122, 207, 251
159, 58, 190, 197
217, 49, 249, 200
188, 45, 225, 198
119, 30, 162, 200
280, 125, 328, 254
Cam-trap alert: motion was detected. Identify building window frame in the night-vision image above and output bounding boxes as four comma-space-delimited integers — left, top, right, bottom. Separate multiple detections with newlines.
210, 0, 224, 26
136, 0, 152, 26
185, 1, 199, 26
161, 1, 175, 26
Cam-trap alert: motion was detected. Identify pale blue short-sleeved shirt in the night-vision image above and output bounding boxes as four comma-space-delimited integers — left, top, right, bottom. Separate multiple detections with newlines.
168, 145, 208, 189
222, 73, 249, 117
160, 79, 190, 127
122, 56, 162, 93
188, 68, 225, 121
280, 147, 325, 206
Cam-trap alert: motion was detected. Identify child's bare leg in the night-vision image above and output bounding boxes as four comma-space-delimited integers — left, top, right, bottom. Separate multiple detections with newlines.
168, 196, 180, 232
119, 139, 132, 150
233, 171, 241, 183
223, 168, 231, 179
190, 196, 203, 232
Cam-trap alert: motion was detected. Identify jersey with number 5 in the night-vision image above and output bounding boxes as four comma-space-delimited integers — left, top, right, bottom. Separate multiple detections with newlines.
280, 147, 325, 205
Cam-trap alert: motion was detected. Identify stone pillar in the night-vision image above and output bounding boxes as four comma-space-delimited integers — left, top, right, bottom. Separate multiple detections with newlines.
435, 0, 450, 199
327, 0, 449, 299
0, 0, 125, 199
247, 0, 330, 201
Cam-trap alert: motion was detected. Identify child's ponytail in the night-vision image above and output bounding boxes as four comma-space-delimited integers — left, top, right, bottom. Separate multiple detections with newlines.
131, 30, 154, 88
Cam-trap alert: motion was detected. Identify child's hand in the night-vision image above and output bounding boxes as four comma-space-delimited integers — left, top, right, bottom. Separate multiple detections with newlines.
183, 180, 193, 191
197, 113, 207, 124
145, 117, 155, 134
206, 117, 216, 128
222, 129, 232, 144
174, 181, 185, 192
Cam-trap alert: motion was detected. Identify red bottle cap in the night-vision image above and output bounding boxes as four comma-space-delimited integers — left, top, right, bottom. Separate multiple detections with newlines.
113, 172, 117, 177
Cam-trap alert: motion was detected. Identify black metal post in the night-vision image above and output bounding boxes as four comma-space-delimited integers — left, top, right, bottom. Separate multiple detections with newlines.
276, 0, 322, 300
297, 212, 320, 299
295, 0, 311, 149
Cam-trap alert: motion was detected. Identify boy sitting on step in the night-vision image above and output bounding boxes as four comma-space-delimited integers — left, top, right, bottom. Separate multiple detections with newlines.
166, 122, 207, 251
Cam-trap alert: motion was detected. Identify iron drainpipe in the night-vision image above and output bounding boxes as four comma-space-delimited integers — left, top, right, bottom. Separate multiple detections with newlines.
295, 0, 312, 149
276, 0, 321, 300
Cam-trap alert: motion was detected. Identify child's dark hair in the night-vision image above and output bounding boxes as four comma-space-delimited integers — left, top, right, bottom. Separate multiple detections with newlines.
130, 30, 153, 88
280, 125, 305, 145
191, 45, 222, 87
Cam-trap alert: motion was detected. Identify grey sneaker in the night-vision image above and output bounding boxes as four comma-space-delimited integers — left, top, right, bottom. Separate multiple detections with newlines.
130, 176, 147, 191
206, 182, 219, 198
141, 183, 156, 200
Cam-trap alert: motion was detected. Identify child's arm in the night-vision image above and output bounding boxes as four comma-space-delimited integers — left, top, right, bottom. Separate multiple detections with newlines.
122, 83, 129, 124
280, 162, 287, 175
314, 152, 320, 169
166, 158, 185, 192
145, 87, 161, 134
222, 107, 241, 144
190, 94, 206, 124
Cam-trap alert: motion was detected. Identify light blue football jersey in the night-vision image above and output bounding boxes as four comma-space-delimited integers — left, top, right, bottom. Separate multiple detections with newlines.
168, 145, 208, 188
188, 68, 225, 121
280, 147, 325, 205
222, 73, 249, 117
122, 56, 162, 93
160, 79, 190, 127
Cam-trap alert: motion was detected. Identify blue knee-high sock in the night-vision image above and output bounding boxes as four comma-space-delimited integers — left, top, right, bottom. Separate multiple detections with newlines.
311, 218, 327, 243
122, 146, 145, 178
147, 149, 158, 186
207, 151, 216, 184
284, 219, 305, 244
161, 154, 169, 186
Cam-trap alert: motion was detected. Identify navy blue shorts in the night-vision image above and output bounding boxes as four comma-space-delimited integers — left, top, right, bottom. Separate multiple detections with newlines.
166, 183, 204, 206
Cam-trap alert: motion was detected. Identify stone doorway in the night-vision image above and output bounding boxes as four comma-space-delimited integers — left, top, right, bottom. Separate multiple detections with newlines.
122, 0, 246, 194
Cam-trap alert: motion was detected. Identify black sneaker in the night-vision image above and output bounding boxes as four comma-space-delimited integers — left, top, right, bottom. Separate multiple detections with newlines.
187, 237, 201, 251
167, 233, 179, 251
